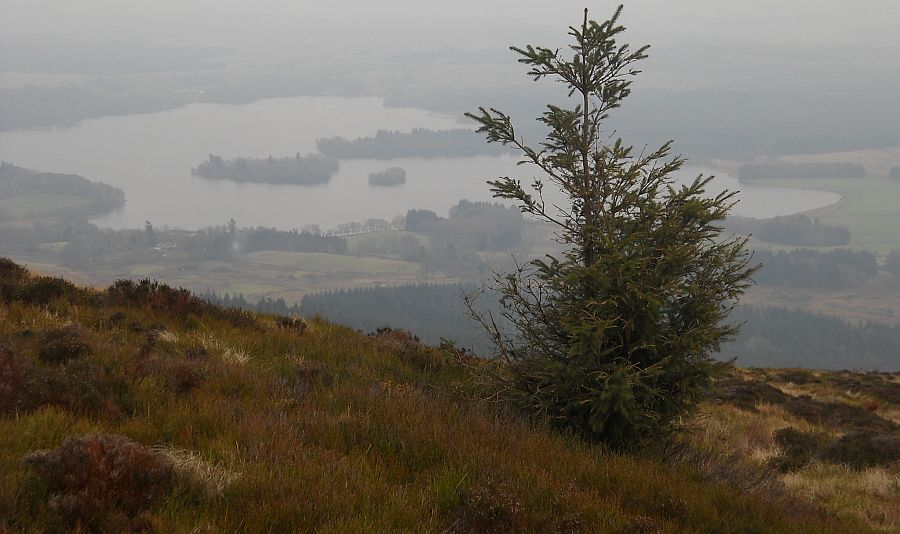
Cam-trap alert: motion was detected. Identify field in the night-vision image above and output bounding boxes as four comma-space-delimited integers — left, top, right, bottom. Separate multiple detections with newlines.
772, 176, 900, 253
716, 146, 900, 253
2, 260, 893, 532
11, 249, 450, 306
0, 192, 90, 220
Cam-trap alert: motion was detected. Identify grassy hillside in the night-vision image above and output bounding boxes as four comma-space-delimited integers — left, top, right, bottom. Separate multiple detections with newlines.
0, 259, 893, 532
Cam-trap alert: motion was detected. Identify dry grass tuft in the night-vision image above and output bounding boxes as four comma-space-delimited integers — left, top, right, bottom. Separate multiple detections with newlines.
154, 447, 240, 497
198, 333, 251, 365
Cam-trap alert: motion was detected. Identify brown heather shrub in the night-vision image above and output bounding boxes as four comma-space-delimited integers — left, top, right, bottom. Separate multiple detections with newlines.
713, 373, 897, 435
0, 344, 26, 414
168, 360, 206, 395
40, 359, 133, 418
271, 359, 331, 400
105, 279, 260, 329
711, 376, 789, 411
450, 480, 525, 533
276, 315, 307, 334
13, 277, 81, 306
26, 434, 175, 531
370, 327, 446, 371
820, 431, 900, 469
863, 399, 881, 412
36, 324, 92, 364
771, 428, 828, 473
0, 345, 132, 418
785, 395, 897, 434
0, 258, 29, 301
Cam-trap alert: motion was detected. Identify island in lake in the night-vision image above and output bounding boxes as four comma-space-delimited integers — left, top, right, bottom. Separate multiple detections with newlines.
192, 153, 339, 185
0, 162, 125, 221
316, 128, 512, 159
368, 167, 406, 186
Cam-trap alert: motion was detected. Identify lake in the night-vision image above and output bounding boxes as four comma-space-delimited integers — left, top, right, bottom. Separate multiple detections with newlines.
0, 95, 840, 230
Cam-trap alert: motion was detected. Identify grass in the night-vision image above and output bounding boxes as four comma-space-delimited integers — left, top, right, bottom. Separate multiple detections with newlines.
695, 368, 900, 530
242, 250, 421, 274
740, 176, 900, 253
0, 260, 886, 532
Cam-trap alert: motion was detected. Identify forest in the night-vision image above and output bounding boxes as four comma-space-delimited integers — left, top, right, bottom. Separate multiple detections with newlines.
202, 282, 900, 371
751, 248, 878, 289
727, 214, 850, 246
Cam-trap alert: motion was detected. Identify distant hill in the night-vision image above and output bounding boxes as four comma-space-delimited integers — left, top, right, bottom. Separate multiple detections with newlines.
0, 259, 891, 531
0, 162, 124, 221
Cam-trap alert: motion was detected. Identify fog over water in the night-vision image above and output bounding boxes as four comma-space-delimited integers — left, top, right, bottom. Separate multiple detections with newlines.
0, 95, 839, 229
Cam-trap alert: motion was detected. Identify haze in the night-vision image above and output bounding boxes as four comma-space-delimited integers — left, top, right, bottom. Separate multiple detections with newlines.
1, 0, 899, 372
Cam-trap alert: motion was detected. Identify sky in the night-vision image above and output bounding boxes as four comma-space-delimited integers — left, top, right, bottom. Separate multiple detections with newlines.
2, 0, 898, 52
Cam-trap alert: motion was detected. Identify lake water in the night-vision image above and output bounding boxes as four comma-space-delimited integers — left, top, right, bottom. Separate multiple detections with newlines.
0, 95, 840, 230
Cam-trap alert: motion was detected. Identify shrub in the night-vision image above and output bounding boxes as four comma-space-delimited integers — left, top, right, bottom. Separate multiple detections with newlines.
0, 257, 28, 282
26, 434, 174, 530
709, 375, 788, 412
165, 360, 206, 395
106, 278, 260, 328
36, 325, 92, 364
452, 480, 524, 533
39, 359, 133, 417
276, 315, 308, 334
771, 428, 827, 472
820, 431, 900, 469
0, 345, 26, 414
0, 258, 28, 302
15, 277, 80, 305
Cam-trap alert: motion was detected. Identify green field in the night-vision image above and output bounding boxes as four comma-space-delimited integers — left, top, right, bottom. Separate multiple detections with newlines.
750, 176, 900, 253
0, 193, 90, 220
242, 251, 421, 275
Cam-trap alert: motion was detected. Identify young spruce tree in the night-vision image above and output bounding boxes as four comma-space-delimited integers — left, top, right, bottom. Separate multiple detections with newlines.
465, 6, 757, 450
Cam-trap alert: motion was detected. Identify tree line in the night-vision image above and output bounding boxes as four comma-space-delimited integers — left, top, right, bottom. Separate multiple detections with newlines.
752, 248, 878, 289
203, 282, 900, 372
727, 214, 850, 247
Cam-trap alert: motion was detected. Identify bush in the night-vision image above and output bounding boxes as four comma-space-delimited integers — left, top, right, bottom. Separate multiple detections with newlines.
0, 345, 26, 414
26, 434, 174, 530
106, 278, 260, 329
0, 273, 79, 305
0, 257, 28, 279
36, 325, 92, 364
771, 428, 827, 472
276, 315, 308, 334
820, 431, 900, 469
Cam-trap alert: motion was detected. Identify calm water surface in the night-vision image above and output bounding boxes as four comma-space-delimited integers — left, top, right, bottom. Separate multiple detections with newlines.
0, 96, 840, 229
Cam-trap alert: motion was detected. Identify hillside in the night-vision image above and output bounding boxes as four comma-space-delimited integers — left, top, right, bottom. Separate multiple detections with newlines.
0, 259, 896, 532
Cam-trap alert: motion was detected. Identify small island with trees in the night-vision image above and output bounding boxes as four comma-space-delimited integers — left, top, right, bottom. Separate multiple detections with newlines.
368, 166, 406, 186
192, 153, 339, 185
